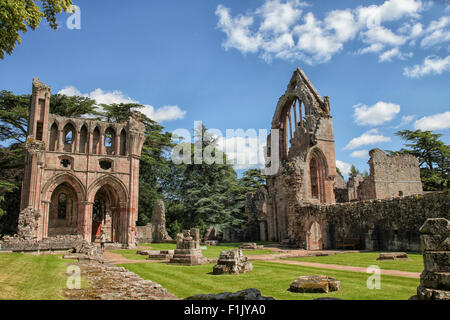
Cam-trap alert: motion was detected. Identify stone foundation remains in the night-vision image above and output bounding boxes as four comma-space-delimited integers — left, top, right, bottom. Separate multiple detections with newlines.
185, 288, 274, 300
289, 275, 341, 293
169, 228, 207, 265
213, 249, 253, 275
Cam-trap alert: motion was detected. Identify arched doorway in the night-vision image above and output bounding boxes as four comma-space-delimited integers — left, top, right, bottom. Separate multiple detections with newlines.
91, 184, 121, 243
48, 182, 79, 237
307, 221, 322, 251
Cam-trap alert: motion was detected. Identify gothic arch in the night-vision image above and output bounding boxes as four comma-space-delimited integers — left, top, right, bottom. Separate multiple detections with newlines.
87, 175, 128, 204
306, 147, 328, 202
42, 172, 86, 203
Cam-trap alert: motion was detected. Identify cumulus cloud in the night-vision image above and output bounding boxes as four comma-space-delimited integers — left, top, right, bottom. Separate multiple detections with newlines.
216, 134, 266, 170
378, 47, 413, 62
336, 160, 352, 175
215, 0, 427, 65
58, 86, 186, 123
413, 111, 450, 130
353, 101, 401, 126
350, 150, 370, 159
420, 16, 450, 48
403, 55, 450, 78
344, 129, 391, 150
395, 115, 417, 128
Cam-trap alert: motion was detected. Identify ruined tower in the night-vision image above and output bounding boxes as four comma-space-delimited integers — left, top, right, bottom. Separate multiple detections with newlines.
18, 78, 146, 247
248, 68, 337, 246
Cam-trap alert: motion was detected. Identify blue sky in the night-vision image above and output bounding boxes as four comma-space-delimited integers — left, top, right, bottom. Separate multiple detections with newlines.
0, 0, 449, 177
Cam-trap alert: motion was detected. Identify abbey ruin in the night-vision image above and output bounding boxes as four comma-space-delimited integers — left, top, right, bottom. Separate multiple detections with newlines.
1, 78, 146, 249
245, 68, 449, 251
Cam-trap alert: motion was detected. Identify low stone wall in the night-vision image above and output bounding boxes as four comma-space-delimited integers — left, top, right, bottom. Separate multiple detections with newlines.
0, 235, 84, 252
288, 191, 450, 252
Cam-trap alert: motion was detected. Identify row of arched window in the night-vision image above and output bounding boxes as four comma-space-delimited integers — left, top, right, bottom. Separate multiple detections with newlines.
48, 122, 127, 156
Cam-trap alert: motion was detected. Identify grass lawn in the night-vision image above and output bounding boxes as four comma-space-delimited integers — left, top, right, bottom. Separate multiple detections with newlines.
0, 253, 79, 300
121, 260, 419, 300
284, 252, 424, 273
113, 242, 277, 260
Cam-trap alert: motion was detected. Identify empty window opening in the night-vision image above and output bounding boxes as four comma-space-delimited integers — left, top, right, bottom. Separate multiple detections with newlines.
61, 159, 71, 168
100, 160, 112, 170
58, 193, 67, 219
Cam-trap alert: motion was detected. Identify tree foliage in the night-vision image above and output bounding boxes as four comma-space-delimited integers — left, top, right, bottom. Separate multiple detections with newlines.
0, 0, 73, 59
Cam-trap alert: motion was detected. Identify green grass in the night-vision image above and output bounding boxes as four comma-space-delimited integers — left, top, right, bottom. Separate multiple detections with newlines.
284, 252, 424, 273
0, 253, 80, 300
121, 260, 419, 300
113, 242, 277, 260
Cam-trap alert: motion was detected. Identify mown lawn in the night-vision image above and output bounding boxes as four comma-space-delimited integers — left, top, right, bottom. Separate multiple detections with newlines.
284, 252, 424, 273
113, 242, 277, 260
0, 253, 79, 300
121, 260, 419, 300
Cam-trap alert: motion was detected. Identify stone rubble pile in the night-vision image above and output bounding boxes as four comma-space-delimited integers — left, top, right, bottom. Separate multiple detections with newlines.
213, 249, 253, 275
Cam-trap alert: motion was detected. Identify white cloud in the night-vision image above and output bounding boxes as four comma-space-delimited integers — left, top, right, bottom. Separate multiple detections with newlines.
414, 111, 450, 130
403, 55, 450, 78
344, 129, 392, 150
357, 43, 385, 54
336, 160, 352, 175
350, 150, 369, 159
420, 16, 450, 48
353, 101, 401, 126
215, 5, 262, 54
257, 0, 304, 34
58, 86, 187, 122
356, 0, 423, 27
378, 47, 412, 62
395, 115, 417, 128
215, 0, 427, 65
362, 26, 407, 46
216, 135, 266, 170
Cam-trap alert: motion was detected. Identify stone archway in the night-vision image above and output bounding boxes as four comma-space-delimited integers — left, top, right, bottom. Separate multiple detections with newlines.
307, 221, 322, 251
91, 184, 121, 243
48, 182, 79, 237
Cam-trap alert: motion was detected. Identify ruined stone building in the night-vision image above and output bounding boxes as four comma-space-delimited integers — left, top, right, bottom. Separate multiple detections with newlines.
247, 68, 338, 247
334, 148, 423, 202
16, 78, 146, 247
245, 68, 447, 251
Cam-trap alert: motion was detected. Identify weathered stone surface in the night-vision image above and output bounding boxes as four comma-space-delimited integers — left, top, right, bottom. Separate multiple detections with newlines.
377, 252, 409, 260
147, 250, 174, 260
169, 229, 207, 265
417, 218, 450, 300
417, 285, 450, 301
423, 252, 450, 273
63, 260, 177, 300
420, 234, 450, 252
185, 288, 274, 301
9, 78, 146, 248
0, 235, 84, 252
419, 218, 450, 236
420, 271, 450, 290
240, 243, 264, 250
289, 275, 341, 293
213, 249, 253, 275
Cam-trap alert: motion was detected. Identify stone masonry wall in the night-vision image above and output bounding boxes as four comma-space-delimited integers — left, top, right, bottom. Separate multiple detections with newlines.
288, 191, 449, 252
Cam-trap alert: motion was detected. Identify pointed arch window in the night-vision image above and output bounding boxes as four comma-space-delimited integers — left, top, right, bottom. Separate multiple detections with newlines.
58, 193, 67, 219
